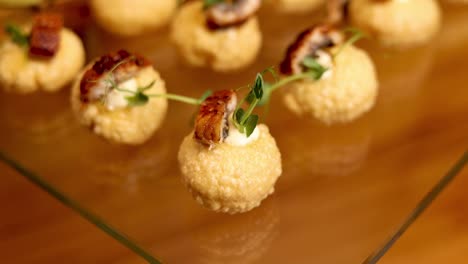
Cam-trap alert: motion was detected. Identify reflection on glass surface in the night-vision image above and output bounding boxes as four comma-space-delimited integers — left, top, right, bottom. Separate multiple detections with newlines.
193, 199, 279, 264
89, 138, 172, 195
368, 44, 435, 104
281, 118, 371, 177
2, 91, 76, 145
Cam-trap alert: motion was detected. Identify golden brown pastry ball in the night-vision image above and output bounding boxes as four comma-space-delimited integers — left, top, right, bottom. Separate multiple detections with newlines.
178, 125, 282, 214
171, 1, 262, 72
71, 66, 168, 145
0, 28, 85, 93
91, 0, 177, 36
283, 45, 378, 124
349, 0, 441, 48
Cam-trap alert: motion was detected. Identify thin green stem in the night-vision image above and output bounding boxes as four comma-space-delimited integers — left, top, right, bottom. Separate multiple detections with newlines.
114, 87, 137, 94
262, 66, 279, 82
140, 81, 155, 91
147, 93, 201, 105
269, 71, 316, 93
232, 95, 248, 131
235, 84, 251, 92
333, 30, 364, 58
240, 98, 258, 125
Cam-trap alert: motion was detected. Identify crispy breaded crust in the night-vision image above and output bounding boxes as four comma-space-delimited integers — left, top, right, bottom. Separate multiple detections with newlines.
71, 66, 168, 145
171, 1, 261, 72
283, 45, 378, 124
178, 124, 282, 214
349, 0, 441, 48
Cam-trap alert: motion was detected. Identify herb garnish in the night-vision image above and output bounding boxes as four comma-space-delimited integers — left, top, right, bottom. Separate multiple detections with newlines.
244, 60, 328, 109
125, 81, 154, 106
90, 53, 330, 137
251, 28, 366, 107
333, 27, 366, 58
203, 0, 225, 9
4, 24, 29, 47
110, 78, 213, 107
245, 67, 277, 106
88, 56, 212, 107
146, 89, 213, 105
302, 56, 328, 79
232, 72, 265, 137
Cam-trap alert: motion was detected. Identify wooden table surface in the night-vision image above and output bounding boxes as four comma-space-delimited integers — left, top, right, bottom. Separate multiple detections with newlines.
1, 1, 468, 263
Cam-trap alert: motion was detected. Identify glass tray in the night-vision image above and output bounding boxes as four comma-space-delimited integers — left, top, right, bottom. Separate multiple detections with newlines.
1, 2, 468, 263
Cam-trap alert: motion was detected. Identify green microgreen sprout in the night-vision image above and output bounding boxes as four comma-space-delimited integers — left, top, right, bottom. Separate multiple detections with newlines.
256, 27, 366, 100
88, 56, 213, 107
4, 23, 29, 47
246, 29, 369, 108
203, 0, 225, 9
246, 66, 277, 106
125, 81, 154, 106
113, 78, 212, 106
253, 58, 328, 106
230, 28, 366, 132
147, 89, 213, 105
232, 72, 268, 137
239, 61, 328, 129
302, 56, 328, 78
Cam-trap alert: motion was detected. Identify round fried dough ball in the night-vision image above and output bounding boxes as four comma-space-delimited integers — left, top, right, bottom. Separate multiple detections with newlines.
178, 125, 282, 214
71, 66, 168, 145
0, 28, 85, 93
91, 0, 177, 36
349, 0, 441, 48
171, 1, 262, 72
283, 45, 378, 124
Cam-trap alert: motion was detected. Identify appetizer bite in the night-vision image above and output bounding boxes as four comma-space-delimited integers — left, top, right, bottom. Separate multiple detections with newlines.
171, 0, 262, 72
0, 13, 85, 93
346, 0, 441, 48
178, 74, 282, 214
71, 50, 168, 145
265, 0, 325, 14
279, 24, 378, 124
90, 0, 177, 36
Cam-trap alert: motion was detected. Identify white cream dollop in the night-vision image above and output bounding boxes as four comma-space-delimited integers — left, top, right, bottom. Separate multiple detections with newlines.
224, 118, 260, 146
105, 78, 138, 110
316, 49, 334, 80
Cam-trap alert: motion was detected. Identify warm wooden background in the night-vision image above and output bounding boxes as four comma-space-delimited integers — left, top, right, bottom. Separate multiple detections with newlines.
1, 1, 468, 263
